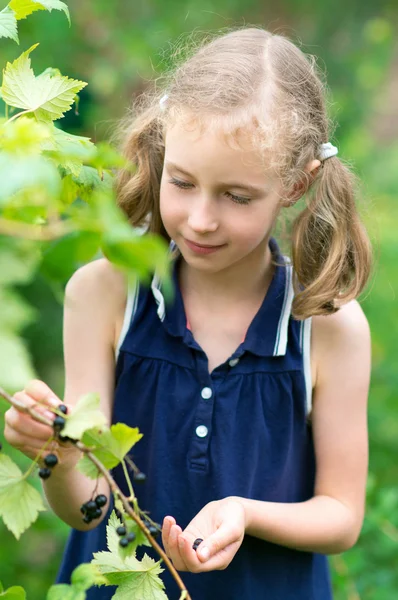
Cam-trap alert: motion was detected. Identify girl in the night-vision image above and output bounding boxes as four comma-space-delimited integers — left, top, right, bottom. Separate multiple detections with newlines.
4, 27, 372, 600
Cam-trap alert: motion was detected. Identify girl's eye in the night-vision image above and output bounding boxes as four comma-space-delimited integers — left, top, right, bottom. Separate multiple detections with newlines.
225, 192, 251, 205
169, 177, 251, 205
169, 177, 193, 190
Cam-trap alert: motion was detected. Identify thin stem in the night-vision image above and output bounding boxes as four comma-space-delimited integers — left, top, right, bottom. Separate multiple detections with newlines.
5, 108, 34, 125
0, 387, 192, 600
5, 104, 9, 120
121, 458, 135, 500
23, 436, 54, 479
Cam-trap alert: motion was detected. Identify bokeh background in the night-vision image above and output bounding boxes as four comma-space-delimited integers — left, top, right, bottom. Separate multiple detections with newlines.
0, 0, 397, 598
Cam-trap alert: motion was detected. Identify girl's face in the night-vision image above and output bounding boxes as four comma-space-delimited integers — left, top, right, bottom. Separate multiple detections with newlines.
159, 119, 284, 274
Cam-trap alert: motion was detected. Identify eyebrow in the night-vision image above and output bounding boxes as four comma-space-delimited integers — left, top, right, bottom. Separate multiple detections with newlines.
165, 161, 268, 196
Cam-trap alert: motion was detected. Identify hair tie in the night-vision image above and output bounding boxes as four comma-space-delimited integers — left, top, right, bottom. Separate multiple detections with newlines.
319, 142, 338, 161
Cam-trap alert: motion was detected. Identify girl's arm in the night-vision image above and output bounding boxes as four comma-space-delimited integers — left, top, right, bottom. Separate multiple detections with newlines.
235, 299, 371, 554
41, 258, 127, 530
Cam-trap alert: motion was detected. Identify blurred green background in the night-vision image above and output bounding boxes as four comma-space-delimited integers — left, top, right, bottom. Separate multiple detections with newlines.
0, 0, 397, 598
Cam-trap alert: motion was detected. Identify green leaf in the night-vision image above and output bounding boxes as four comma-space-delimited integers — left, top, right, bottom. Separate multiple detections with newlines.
46, 585, 86, 600
0, 287, 37, 333
9, 0, 70, 24
71, 563, 109, 591
0, 331, 36, 390
60, 392, 107, 440
1, 44, 87, 122
0, 454, 46, 539
0, 6, 19, 44
0, 244, 40, 285
77, 423, 143, 479
91, 551, 167, 600
0, 116, 51, 155
0, 584, 26, 599
0, 153, 61, 205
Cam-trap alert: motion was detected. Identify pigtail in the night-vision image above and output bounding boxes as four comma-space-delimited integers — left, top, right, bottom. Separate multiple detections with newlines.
115, 103, 169, 240
291, 155, 372, 320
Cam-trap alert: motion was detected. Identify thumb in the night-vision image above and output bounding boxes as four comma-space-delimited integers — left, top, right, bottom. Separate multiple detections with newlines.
197, 522, 237, 562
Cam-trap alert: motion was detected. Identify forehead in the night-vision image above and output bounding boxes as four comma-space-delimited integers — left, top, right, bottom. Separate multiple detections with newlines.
164, 116, 276, 183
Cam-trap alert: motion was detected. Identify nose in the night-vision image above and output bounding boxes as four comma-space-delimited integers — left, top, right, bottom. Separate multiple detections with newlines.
187, 195, 219, 234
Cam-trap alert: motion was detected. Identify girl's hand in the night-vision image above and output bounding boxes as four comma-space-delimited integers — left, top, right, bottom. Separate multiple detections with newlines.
4, 379, 80, 470
162, 497, 246, 572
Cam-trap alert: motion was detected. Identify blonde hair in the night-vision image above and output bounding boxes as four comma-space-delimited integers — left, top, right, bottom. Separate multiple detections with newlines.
115, 27, 372, 319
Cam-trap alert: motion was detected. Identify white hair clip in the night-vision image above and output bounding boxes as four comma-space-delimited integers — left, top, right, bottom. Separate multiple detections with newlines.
159, 94, 169, 112
319, 142, 338, 161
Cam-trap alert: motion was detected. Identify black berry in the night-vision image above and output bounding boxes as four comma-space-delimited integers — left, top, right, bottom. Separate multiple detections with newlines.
58, 404, 68, 414
93, 508, 102, 519
38, 467, 52, 479
53, 416, 65, 431
133, 472, 146, 483
83, 515, 92, 524
192, 538, 204, 551
59, 435, 76, 444
148, 525, 159, 537
80, 504, 87, 514
44, 454, 58, 468
115, 508, 123, 520
126, 532, 136, 542
119, 537, 129, 548
85, 500, 97, 513
95, 494, 107, 508
116, 526, 127, 537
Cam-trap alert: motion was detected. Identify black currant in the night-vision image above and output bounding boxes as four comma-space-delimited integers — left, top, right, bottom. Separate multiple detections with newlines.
80, 504, 87, 515
44, 454, 58, 468
59, 435, 76, 444
192, 538, 204, 551
116, 526, 127, 537
58, 404, 68, 414
92, 508, 102, 519
119, 537, 129, 548
38, 467, 52, 479
133, 472, 146, 483
95, 494, 107, 508
148, 525, 159, 537
85, 500, 97, 513
115, 508, 123, 520
83, 514, 92, 524
126, 532, 136, 542
53, 416, 65, 431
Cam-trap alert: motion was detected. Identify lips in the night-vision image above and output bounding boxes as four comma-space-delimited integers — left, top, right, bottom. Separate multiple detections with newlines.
183, 238, 226, 255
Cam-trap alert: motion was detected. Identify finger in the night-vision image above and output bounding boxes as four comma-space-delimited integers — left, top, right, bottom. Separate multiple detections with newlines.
24, 379, 62, 408
167, 524, 189, 571
5, 404, 55, 440
197, 521, 242, 563
13, 390, 56, 421
162, 516, 175, 553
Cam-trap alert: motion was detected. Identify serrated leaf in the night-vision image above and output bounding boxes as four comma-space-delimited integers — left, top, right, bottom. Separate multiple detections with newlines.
1, 44, 86, 122
0, 584, 26, 599
77, 424, 143, 479
71, 563, 109, 591
46, 585, 85, 600
9, 0, 70, 24
0, 7, 19, 44
60, 393, 107, 440
0, 454, 46, 539
92, 550, 167, 600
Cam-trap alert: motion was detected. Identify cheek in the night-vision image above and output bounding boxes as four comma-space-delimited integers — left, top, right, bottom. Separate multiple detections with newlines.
159, 184, 184, 232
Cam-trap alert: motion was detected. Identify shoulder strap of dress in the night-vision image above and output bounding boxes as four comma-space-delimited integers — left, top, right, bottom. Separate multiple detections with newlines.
301, 317, 313, 416
114, 275, 139, 362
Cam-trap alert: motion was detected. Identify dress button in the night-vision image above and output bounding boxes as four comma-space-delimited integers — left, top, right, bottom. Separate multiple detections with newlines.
201, 387, 212, 400
229, 358, 239, 367
196, 425, 208, 438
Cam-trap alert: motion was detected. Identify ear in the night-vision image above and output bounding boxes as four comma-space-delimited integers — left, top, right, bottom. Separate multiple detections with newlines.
282, 159, 322, 206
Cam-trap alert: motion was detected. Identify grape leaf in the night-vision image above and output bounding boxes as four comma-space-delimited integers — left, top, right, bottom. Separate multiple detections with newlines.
77, 424, 143, 479
91, 551, 167, 600
0, 6, 19, 44
1, 44, 87, 122
60, 393, 107, 440
46, 585, 85, 600
107, 510, 151, 557
9, 0, 70, 24
0, 454, 46, 539
0, 583, 26, 599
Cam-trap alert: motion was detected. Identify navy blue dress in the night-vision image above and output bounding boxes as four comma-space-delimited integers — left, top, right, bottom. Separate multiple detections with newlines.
56, 238, 333, 599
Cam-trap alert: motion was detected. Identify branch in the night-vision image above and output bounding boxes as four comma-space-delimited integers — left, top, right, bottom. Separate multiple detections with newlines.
0, 387, 192, 600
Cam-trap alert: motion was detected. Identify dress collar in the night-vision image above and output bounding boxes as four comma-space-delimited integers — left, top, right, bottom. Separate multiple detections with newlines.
150, 238, 294, 357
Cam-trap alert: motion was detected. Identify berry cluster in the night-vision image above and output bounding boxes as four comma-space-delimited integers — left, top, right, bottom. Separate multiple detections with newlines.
80, 494, 108, 524
116, 525, 136, 548
52, 404, 67, 433
38, 453, 58, 479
